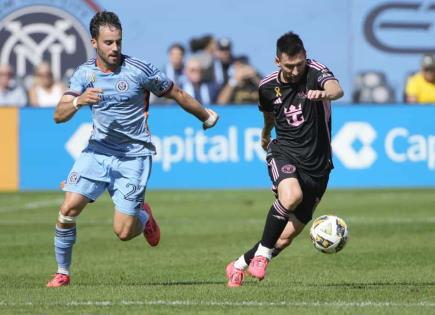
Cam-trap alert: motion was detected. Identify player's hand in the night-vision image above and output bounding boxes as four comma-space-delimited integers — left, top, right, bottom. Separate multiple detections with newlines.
307, 90, 328, 101
78, 88, 103, 106
202, 108, 219, 130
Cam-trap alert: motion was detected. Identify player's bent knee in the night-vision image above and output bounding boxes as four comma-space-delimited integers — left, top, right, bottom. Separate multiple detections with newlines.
279, 193, 302, 210
115, 229, 134, 241
113, 223, 136, 241
60, 203, 82, 217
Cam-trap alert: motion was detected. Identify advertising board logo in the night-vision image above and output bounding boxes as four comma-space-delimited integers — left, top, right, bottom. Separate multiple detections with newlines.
332, 122, 377, 169
0, 3, 99, 83
364, 1, 435, 54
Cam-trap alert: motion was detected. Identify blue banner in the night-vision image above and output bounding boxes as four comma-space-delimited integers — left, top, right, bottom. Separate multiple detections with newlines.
19, 105, 435, 190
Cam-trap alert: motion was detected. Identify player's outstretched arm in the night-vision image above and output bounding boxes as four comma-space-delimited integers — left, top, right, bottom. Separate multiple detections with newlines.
323, 80, 344, 101
166, 84, 218, 130
54, 88, 102, 123
306, 80, 344, 101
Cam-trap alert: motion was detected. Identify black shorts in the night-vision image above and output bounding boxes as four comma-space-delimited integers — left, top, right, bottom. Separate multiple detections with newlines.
266, 142, 329, 224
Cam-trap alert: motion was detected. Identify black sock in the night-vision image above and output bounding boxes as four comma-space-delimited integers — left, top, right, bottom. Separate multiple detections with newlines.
243, 241, 260, 265
259, 200, 289, 249
272, 246, 283, 258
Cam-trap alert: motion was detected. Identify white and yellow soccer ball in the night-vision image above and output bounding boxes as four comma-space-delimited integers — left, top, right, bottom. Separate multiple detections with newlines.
309, 215, 349, 254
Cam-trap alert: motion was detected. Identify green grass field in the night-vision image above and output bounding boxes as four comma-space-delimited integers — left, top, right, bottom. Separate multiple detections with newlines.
0, 189, 434, 315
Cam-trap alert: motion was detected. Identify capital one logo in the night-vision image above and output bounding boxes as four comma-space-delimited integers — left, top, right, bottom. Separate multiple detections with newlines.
0, 5, 94, 81
332, 122, 377, 169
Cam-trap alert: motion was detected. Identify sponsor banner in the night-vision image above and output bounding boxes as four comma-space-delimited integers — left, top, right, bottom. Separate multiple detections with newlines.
0, 108, 19, 191
18, 105, 435, 190
331, 105, 435, 187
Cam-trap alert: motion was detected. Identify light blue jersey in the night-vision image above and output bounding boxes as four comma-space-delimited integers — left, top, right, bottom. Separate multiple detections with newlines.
65, 55, 173, 157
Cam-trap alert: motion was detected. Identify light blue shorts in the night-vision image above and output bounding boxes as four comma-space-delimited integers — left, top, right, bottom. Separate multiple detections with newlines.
63, 149, 152, 216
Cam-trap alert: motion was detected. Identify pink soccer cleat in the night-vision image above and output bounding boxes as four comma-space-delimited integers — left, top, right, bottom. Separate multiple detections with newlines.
143, 202, 160, 247
226, 261, 245, 287
46, 273, 70, 287
248, 256, 269, 280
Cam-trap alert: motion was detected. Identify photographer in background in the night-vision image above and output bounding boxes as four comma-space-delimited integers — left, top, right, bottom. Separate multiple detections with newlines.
216, 56, 261, 105
405, 54, 435, 104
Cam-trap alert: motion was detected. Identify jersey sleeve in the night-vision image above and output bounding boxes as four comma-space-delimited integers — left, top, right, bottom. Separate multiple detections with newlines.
315, 67, 336, 89
137, 61, 174, 97
65, 67, 86, 97
258, 85, 273, 112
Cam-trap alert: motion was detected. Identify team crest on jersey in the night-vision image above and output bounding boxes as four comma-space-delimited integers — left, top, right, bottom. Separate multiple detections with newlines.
68, 172, 79, 184
281, 164, 296, 174
116, 80, 129, 92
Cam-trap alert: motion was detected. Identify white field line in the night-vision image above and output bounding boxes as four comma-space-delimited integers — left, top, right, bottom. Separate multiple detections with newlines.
1, 217, 434, 226
0, 198, 63, 213
346, 217, 435, 224
0, 300, 434, 308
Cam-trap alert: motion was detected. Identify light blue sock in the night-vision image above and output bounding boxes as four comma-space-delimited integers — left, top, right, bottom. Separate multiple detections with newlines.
137, 210, 149, 231
54, 226, 76, 275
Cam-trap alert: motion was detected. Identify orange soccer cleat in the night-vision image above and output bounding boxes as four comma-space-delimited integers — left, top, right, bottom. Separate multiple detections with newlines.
248, 256, 269, 280
226, 261, 244, 287
46, 273, 70, 288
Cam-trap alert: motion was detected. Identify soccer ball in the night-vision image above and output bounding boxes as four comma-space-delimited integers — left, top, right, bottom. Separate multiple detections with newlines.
309, 215, 349, 254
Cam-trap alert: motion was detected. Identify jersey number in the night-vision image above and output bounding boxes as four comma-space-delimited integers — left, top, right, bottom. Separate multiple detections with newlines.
124, 183, 143, 202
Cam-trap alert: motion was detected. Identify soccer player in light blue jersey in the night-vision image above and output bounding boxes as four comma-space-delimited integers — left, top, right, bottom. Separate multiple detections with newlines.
46, 11, 218, 287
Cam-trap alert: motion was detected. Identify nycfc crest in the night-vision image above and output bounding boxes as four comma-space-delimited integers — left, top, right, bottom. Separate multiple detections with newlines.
0, 1, 100, 84
116, 80, 129, 92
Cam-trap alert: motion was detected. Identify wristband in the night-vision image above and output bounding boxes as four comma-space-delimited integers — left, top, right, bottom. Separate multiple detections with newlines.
203, 108, 218, 129
72, 97, 79, 110
204, 111, 216, 126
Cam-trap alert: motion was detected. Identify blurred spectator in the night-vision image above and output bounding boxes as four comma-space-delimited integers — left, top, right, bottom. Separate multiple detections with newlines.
0, 64, 27, 107
150, 43, 186, 104
214, 37, 234, 85
217, 56, 261, 105
163, 43, 186, 86
181, 57, 220, 104
352, 71, 395, 103
190, 34, 217, 82
28, 62, 65, 107
405, 54, 435, 104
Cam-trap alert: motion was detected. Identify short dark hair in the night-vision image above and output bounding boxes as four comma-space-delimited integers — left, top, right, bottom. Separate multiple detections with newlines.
276, 32, 305, 57
89, 11, 122, 39
168, 43, 185, 54
189, 34, 214, 53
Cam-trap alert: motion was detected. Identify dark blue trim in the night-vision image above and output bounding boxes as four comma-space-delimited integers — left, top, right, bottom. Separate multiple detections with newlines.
124, 57, 154, 76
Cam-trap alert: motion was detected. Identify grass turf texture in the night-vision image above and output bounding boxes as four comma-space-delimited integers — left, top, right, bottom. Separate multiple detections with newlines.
0, 189, 434, 315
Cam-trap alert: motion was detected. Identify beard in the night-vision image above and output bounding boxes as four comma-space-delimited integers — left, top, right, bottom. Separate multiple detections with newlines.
97, 49, 120, 67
